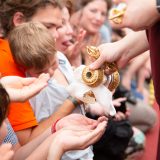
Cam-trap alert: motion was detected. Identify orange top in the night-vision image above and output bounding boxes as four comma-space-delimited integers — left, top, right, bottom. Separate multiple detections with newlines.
0, 39, 38, 131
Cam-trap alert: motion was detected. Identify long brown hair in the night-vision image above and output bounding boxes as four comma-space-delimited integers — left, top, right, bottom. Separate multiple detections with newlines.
0, 0, 63, 36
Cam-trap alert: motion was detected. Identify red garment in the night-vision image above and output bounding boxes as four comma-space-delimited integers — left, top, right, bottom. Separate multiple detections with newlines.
147, 21, 160, 106
147, 21, 160, 160
0, 39, 38, 131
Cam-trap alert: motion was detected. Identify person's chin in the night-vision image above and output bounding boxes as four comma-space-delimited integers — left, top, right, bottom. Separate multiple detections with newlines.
89, 27, 99, 34
58, 45, 67, 53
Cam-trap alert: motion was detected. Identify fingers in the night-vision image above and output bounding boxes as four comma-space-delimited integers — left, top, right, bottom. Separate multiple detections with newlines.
97, 116, 108, 123
81, 121, 107, 148
25, 73, 50, 94
0, 144, 14, 160
7, 73, 49, 102
114, 111, 126, 121
89, 56, 106, 70
21, 77, 37, 86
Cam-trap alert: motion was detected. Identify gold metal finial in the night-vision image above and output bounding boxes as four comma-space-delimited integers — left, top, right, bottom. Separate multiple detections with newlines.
82, 46, 120, 91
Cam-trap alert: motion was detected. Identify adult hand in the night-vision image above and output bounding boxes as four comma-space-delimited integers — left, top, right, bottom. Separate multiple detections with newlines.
66, 28, 86, 58
110, 0, 160, 31
0, 144, 14, 160
48, 121, 107, 160
89, 31, 148, 70
89, 41, 123, 70
55, 114, 108, 131
0, 73, 50, 102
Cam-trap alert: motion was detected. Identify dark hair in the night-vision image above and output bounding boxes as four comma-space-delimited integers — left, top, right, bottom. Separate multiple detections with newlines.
0, 83, 10, 127
0, 0, 63, 36
60, 0, 74, 15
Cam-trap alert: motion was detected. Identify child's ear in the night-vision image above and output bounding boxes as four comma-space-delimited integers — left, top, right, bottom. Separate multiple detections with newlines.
13, 12, 25, 27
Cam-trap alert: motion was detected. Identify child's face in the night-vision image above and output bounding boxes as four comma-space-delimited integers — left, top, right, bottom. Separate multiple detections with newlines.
27, 55, 58, 78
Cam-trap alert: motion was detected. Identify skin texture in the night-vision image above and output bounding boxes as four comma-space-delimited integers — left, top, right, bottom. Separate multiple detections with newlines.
0, 144, 14, 160
90, 31, 149, 70
110, 0, 160, 31
79, 0, 107, 34
1, 74, 50, 102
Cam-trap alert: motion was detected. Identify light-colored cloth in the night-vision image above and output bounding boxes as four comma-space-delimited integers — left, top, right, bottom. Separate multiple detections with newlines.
30, 52, 83, 122
30, 52, 93, 160
67, 65, 116, 116
99, 24, 112, 43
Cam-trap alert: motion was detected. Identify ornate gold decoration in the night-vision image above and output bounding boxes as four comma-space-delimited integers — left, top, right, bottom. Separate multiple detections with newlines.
82, 66, 104, 87
109, 3, 127, 24
108, 71, 120, 91
82, 46, 120, 91
83, 90, 96, 104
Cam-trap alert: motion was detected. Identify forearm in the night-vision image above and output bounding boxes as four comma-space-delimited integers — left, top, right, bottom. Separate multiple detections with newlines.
28, 99, 76, 140
47, 138, 64, 160
25, 134, 55, 160
118, 31, 149, 63
14, 128, 51, 160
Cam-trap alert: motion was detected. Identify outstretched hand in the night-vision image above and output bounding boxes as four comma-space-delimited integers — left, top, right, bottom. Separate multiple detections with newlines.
0, 73, 50, 102
65, 28, 86, 67
48, 120, 107, 160
56, 114, 108, 131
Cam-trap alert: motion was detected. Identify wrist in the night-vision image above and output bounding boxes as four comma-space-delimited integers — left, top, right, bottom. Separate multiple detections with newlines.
48, 136, 64, 160
51, 119, 61, 134
67, 96, 82, 107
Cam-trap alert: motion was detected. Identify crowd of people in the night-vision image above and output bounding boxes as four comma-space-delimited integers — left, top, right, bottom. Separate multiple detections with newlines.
0, 0, 159, 160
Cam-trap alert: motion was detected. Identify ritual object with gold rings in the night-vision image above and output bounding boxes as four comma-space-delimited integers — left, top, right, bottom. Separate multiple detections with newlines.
108, 3, 127, 24
81, 46, 120, 101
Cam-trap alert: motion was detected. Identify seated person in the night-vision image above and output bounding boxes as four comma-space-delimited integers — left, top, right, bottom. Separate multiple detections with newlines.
8, 21, 93, 160
0, 75, 107, 160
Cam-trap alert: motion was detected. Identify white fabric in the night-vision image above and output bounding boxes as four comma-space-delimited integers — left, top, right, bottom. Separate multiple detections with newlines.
30, 52, 82, 122
67, 65, 116, 116
29, 52, 93, 160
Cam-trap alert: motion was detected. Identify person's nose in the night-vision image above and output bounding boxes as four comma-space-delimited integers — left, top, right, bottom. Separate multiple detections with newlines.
95, 12, 103, 22
66, 23, 73, 35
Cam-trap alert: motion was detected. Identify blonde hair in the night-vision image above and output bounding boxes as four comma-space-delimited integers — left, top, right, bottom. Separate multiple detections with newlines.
8, 22, 56, 70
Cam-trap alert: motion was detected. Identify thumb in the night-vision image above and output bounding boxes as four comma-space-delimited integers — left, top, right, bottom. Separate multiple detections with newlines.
89, 56, 106, 70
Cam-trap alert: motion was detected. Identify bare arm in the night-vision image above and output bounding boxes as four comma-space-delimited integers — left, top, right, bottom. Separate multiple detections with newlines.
16, 99, 76, 145
26, 121, 107, 160
90, 30, 149, 70
14, 115, 106, 160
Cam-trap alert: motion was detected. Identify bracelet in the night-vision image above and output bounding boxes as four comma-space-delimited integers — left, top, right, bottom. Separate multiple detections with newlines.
51, 119, 61, 134
68, 96, 81, 107
156, 0, 160, 13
